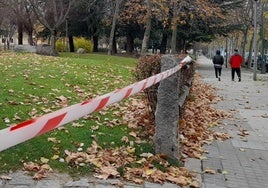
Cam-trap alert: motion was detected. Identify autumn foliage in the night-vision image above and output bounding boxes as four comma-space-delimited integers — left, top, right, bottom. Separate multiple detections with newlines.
134, 55, 161, 118
180, 74, 232, 160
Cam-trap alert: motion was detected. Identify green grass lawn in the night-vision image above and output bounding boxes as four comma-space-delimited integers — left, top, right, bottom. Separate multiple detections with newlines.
0, 52, 154, 175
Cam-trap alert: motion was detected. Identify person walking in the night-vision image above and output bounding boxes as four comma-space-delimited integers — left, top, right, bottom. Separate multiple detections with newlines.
229, 49, 243, 82
212, 50, 224, 81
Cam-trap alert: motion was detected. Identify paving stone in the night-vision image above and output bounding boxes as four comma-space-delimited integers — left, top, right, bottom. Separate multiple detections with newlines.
36, 179, 61, 188
64, 178, 91, 187
8, 172, 35, 187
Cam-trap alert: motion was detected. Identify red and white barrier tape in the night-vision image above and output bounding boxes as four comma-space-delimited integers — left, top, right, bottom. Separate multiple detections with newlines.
0, 56, 192, 152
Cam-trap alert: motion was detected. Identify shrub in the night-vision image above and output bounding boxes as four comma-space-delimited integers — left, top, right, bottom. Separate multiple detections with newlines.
55, 38, 67, 52
74, 37, 93, 53
134, 55, 162, 119
134, 54, 195, 120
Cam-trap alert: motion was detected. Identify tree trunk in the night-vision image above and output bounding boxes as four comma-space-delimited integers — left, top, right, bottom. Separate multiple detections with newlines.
27, 30, 34, 45
126, 32, 134, 54
112, 36, 117, 54
141, 0, 152, 56
69, 36, 74, 52
108, 0, 122, 55
93, 34, 99, 52
160, 32, 168, 54
171, 1, 180, 54
241, 29, 248, 66
248, 34, 254, 68
18, 21, 23, 45
51, 29, 57, 49
30, 0, 74, 49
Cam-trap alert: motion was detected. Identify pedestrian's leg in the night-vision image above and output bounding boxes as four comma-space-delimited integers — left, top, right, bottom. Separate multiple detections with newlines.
231, 68, 235, 81
214, 67, 218, 78
218, 67, 222, 81
237, 68, 241, 81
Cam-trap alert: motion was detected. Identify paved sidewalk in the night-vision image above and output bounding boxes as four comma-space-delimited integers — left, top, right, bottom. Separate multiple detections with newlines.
0, 170, 180, 188
197, 55, 268, 188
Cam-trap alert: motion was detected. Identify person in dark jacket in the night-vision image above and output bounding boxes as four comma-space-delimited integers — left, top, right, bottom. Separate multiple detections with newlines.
212, 50, 224, 81
229, 49, 243, 82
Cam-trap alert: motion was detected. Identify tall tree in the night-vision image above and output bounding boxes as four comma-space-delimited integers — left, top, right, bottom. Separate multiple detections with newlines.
170, 0, 180, 54
1, 0, 25, 45
141, 0, 152, 56
30, 0, 75, 49
108, 0, 123, 55
0, 1, 16, 49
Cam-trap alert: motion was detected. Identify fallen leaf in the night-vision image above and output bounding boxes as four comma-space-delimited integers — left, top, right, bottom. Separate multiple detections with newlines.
47, 137, 61, 144
129, 131, 137, 138
203, 168, 216, 174
166, 175, 189, 186
4, 117, 10, 123
126, 147, 135, 154
51, 155, 59, 160
133, 178, 144, 184
121, 136, 129, 143
40, 157, 49, 164
23, 162, 40, 172
33, 172, 47, 180
222, 170, 228, 175
0, 175, 12, 180
72, 122, 84, 127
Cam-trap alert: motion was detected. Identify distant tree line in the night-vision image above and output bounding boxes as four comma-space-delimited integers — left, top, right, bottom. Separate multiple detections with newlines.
0, 0, 266, 57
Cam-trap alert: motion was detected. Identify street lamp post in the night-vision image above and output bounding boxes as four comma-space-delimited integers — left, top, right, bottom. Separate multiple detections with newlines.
253, 0, 258, 81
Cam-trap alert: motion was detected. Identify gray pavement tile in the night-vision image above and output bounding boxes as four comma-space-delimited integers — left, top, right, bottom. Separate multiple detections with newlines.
203, 183, 227, 188
36, 179, 61, 188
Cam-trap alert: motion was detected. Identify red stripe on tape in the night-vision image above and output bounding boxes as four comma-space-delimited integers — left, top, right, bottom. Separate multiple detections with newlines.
81, 99, 92, 105
124, 88, 133, 99
141, 79, 148, 90
10, 119, 36, 131
37, 113, 67, 136
95, 97, 109, 111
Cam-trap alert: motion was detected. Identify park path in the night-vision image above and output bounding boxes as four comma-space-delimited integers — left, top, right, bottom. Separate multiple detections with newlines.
197, 55, 268, 188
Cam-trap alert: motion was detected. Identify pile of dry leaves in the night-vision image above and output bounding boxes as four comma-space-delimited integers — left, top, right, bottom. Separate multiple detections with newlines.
20, 73, 232, 187
179, 74, 232, 160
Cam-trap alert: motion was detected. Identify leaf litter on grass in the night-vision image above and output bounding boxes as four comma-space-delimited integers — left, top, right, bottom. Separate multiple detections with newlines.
22, 73, 232, 187
2, 54, 232, 187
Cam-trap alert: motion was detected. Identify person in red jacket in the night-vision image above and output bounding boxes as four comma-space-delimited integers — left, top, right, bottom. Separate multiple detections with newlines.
229, 49, 243, 82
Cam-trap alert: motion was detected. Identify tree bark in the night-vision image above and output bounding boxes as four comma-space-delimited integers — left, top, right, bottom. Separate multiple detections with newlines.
69, 36, 74, 52
241, 29, 248, 66
160, 32, 168, 54
18, 21, 23, 45
112, 35, 117, 54
93, 29, 99, 52
171, 1, 180, 54
108, 0, 122, 55
27, 30, 34, 45
141, 0, 152, 56
126, 31, 134, 54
